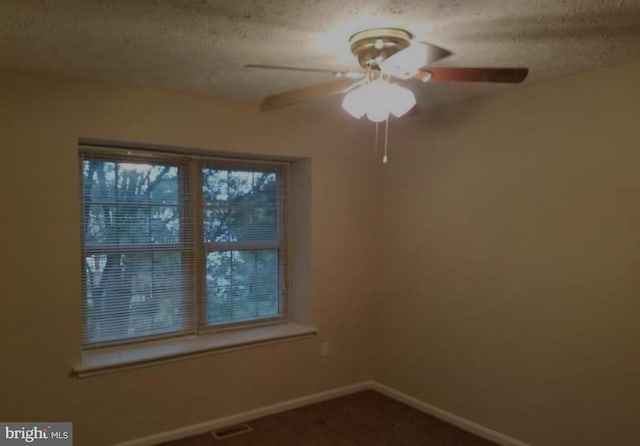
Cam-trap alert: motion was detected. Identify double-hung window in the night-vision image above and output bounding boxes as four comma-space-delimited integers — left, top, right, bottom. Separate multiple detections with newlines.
80, 145, 288, 349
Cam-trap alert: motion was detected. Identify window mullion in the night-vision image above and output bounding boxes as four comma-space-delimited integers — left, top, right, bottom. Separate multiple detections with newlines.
277, 165, 289, 311
188, 159, 206, 334
84, 243, 187, 255
205, 241, 280, 251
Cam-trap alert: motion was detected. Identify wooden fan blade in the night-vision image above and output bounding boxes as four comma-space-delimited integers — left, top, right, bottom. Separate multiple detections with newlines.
246, 64, 362, 78
246, 64, 338, 74
380, 42, 452, 79
415, 42, 453, 65
260, 78, 356, 111
416, 67, 529, 83
405, 105, 422, 117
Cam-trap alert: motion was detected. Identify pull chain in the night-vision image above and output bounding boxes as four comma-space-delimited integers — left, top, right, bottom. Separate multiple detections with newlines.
383, 115, 389, 164
374, 121, 379, 161
372, 118, 390, 164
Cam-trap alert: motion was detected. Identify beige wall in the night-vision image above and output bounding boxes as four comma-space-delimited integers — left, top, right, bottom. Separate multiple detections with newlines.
374, 60, 640, 446
3, 59, 640, 446
0, 68, 375, 445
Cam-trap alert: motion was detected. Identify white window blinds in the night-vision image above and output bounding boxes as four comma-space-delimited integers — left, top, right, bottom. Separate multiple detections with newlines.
80, 146, 288, 348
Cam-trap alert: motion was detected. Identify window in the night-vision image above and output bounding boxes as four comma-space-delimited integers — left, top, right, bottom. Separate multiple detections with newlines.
80, 145, 288, 348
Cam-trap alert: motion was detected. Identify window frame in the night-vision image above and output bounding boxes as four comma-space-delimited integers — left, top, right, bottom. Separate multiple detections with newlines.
79, 145, 290, 350
197, 158, 289, 334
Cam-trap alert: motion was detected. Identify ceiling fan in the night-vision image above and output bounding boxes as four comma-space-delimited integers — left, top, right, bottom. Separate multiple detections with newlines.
247, 28, 529, 121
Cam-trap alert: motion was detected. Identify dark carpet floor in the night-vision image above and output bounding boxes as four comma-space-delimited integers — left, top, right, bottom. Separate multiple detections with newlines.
159, 390, 498, 446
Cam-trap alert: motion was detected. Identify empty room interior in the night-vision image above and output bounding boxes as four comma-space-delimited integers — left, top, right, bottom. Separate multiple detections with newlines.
2, 1, 640, 445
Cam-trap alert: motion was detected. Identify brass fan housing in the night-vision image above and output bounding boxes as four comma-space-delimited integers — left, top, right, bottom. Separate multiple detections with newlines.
349, 28, 412, 69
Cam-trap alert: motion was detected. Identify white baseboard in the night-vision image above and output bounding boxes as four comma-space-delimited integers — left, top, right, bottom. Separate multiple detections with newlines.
114, 380, 529, 446
113, 381, 371, 446
370, 382, 530, 446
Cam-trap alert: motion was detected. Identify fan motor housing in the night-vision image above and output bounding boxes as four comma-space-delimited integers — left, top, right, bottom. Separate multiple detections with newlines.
349, 28, 412, 68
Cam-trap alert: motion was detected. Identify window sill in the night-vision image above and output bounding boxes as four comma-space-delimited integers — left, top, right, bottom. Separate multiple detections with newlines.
73, 322, 317, 378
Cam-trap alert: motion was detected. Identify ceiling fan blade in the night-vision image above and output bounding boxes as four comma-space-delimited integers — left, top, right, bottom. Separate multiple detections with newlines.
380, 42, 452, 79
246, 64, 363, 79
415, 67, 529, 83
415, 41, 453, 64
260, 78, 357, 111
405, 105, 422, 117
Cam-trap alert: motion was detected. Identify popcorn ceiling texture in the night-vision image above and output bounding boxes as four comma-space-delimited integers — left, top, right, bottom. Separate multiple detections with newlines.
1, 0, 639, 111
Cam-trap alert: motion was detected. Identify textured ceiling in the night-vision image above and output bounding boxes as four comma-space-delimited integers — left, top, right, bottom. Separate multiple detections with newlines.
1, 0, 640, 113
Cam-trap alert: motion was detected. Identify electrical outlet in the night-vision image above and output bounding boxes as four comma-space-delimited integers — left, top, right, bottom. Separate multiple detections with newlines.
320, 341, 330, 357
